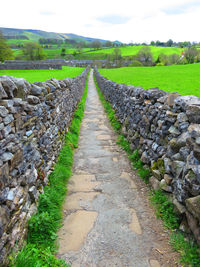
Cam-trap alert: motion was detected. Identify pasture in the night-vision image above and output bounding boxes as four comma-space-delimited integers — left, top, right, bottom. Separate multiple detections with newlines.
0, 66, 85, 83
99, 63, 200, 97
81, 45, 183, 60
8, 39, 183, 60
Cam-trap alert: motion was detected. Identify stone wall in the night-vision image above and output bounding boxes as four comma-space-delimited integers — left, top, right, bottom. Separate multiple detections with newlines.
0, 67, 89, 265
0, 60, 62, 70
94, 67, 200, 244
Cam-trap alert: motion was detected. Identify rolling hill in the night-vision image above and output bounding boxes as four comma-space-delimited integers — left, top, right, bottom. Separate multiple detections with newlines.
0, 27, 116, 44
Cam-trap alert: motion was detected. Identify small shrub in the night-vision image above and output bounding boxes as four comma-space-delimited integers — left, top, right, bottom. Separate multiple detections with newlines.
130, 60, 143, 67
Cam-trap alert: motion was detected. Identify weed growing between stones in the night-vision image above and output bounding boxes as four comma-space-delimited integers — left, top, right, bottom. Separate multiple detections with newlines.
94, 74, 200, 267
10, 73, 89, 267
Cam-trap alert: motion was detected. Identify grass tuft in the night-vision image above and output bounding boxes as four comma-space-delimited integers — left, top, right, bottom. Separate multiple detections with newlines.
150, 190, 179, 230
10, 244, 69, 267
170, 232, 200, 267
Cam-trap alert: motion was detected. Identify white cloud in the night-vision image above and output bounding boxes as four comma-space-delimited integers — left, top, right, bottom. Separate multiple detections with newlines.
0, 0, 200, 43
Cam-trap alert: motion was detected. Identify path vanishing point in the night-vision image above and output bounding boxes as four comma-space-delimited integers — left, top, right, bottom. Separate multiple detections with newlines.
57, 70, 181, 267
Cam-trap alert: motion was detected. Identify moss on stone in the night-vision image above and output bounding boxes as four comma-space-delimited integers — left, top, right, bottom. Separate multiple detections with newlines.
151, 158, 165, 176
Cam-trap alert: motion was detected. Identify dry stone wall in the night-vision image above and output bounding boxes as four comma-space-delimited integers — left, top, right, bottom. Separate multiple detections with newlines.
0, 67, 89, 265
0, 60, 62, 70
94, 67, 200, 244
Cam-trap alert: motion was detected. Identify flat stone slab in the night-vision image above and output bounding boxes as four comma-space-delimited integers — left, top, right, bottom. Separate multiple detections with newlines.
58, 210, 98, 253
62, 192, 99, 211
68, 174, 100, 192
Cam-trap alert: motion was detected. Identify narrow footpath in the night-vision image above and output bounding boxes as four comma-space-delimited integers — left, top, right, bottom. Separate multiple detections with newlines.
57, 70, 180, 267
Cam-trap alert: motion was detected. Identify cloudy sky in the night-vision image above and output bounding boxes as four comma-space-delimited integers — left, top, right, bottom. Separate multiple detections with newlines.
1, 0, 200, 43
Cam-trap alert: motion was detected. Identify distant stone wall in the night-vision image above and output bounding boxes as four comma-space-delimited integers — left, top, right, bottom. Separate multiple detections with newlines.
0, 60, 62, 70
94, 67, 200, 244
0, 59, 133, 70
65, 60, 133, 68
0, 67, 89, 265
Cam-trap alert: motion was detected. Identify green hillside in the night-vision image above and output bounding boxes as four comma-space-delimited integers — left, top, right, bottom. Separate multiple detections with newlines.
0, 27, 109, 44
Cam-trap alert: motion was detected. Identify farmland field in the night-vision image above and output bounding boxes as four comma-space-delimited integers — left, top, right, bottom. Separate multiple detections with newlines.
0, 66, 85, 83
75, 45, 183, 60
8, 40, 184, 60
99, 63, 200, 97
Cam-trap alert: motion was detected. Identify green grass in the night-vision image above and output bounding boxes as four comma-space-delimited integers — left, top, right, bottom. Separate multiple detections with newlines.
10, 71, 89, 267
99, 63, 200, 97
150, 190, 179, 230
0, 66, 85, 83
7, 39, 32, 46
11, 245, 68, 267
170, 232, 200, 267
116, 136, 151, 183
150, 190, 200, 267
10, 44, 183, 60
94, 73, 200, 266
83, 45, 182, 59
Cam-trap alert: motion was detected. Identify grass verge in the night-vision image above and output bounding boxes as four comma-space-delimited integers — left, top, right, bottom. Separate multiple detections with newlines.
150, 190, 200, 267
9, 72, 89, 267
94, 73, 200, 267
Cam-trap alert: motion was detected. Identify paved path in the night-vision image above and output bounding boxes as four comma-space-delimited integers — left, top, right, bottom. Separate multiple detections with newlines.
57, 71, 180, 267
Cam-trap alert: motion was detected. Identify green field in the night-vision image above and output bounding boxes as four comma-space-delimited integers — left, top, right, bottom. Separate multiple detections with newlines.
11, 44, 91, 59
75, 45, 183, 60
99, 63, 200, 97
8, 40, 184, 60
0, 66, 84, 83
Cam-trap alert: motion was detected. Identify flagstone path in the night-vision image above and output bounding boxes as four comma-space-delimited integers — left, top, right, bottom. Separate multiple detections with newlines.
57, 70, 181, 267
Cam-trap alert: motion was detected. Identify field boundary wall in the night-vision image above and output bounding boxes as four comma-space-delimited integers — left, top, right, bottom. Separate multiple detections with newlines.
0, 67, 89, 265
94, 67, 200, 244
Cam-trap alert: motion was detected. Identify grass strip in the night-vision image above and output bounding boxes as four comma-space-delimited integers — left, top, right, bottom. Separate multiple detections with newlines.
10, 72, 89, 267
94, 74, 200, 267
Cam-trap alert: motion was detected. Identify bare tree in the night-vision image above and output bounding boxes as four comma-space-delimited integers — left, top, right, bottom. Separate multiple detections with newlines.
90, 41, 102, 50
184, 47, 198, 63
137, 46, 153, 66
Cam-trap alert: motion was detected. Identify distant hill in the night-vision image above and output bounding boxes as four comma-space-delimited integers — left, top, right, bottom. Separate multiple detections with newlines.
0, 27, 121, 45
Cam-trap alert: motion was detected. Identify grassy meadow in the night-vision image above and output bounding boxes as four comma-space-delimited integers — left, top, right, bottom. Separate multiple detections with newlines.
0, 66, 84, 83
80, 45, 183, 60
99, 63, 200, 97
7, 37, 184, 60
